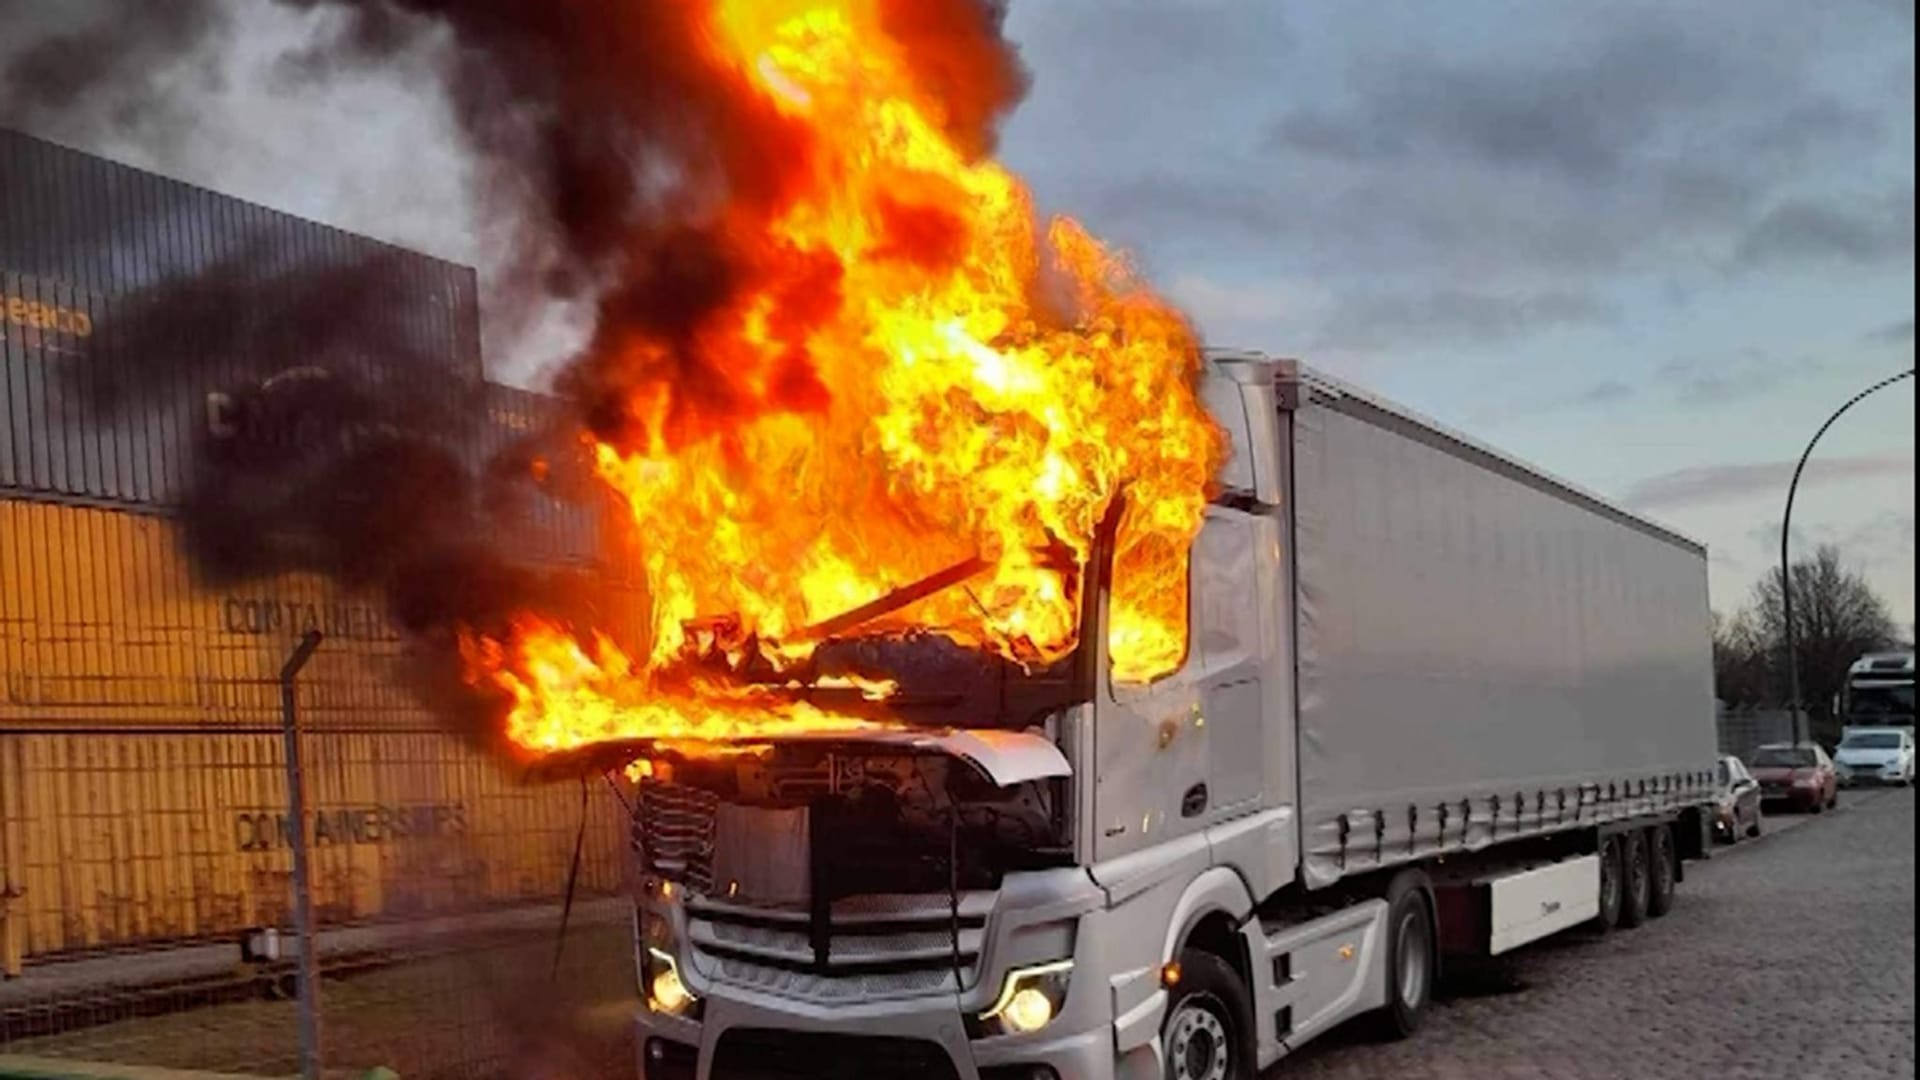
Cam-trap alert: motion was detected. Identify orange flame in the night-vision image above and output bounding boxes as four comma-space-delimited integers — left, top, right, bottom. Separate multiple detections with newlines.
464, 1, 1224, 756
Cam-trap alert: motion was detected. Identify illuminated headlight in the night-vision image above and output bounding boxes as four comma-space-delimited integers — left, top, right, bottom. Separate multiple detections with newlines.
969, 960, 1073, 1038
641, 946, 702, 1020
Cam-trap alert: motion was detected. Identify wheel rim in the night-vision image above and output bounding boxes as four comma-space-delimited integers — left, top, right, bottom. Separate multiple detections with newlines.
1629, 841, 1649, 903
1166, 995, 1232, 1080
1396, 908, 1431, 1009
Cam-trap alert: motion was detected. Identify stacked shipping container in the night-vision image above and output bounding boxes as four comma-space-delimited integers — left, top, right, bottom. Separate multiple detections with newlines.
0, 130, 626, 975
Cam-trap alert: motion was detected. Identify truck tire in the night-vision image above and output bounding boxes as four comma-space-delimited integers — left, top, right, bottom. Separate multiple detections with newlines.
1618, 830, 1651, 928
1365, 869, 1435, 1042
1590, 834, 1623, 932
1645, 825, 1677, 918
1161, 949, 1254, 1080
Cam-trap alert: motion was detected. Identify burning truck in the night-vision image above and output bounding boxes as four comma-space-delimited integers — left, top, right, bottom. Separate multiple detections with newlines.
577, 352, 1721, 1080
4, 1, 1720, 1076
402, 6, 1722, 1078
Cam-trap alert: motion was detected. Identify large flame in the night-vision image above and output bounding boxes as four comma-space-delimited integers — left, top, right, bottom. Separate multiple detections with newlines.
464, 0, 1224, 756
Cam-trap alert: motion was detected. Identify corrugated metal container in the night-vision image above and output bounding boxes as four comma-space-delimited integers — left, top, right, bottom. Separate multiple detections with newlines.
0, 729, 628, 963
1, 128, 483, 506
0, 499, 642, 967
474, 382, 606, 567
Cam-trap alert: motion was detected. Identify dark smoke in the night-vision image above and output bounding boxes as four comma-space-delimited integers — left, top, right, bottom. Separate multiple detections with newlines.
7, 0, 1032, 745
0, 1, 230, 126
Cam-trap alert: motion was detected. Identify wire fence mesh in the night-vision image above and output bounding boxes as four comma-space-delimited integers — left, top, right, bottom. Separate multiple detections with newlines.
1, 906, 638, 1078
1, 677, 640, 1080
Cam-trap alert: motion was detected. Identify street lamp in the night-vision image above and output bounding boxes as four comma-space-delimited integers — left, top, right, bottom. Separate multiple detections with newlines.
1779, 367, 1915, 745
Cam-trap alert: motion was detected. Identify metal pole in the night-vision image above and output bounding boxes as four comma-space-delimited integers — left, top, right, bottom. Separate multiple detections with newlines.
280, 629, 325, 1080
1779, 369, 1914, 746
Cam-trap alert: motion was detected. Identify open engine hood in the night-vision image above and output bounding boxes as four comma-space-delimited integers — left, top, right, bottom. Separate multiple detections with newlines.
525, 725, 1070, 789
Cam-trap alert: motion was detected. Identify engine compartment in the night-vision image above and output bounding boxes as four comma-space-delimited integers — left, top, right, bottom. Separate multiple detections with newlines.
638, 744, 1072, 903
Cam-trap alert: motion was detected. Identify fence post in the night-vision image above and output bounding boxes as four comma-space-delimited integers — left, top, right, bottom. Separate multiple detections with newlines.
281, 629, 325, 1080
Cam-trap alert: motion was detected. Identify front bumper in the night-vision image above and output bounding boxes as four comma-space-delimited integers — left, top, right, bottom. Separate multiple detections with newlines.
1837, 765, 1907, 786
634, 988, 1116, 1080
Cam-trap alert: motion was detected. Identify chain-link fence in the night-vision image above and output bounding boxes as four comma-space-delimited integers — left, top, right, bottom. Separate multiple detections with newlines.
1, 659, 640, 1080
1716, 706, 1797, 761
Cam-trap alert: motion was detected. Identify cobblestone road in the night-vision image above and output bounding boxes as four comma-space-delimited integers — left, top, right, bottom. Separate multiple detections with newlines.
1279, 788, 1916, 1080
6, 793, 1908, 1079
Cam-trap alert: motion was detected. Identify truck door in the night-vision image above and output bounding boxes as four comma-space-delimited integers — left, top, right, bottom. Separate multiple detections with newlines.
1091, 508, 1284, 862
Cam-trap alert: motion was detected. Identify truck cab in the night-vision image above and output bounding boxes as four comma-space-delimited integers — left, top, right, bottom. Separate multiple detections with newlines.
1841, 651, 1916, 729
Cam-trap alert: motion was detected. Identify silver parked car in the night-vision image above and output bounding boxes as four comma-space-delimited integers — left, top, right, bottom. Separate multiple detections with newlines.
1712, 755, 1763, 842
1834, 727, 1915, 786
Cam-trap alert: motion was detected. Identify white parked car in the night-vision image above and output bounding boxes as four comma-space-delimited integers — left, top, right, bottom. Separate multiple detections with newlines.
1833, 727, 1915, 786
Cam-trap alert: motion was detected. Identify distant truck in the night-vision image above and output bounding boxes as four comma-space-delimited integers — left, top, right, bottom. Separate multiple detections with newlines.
625, 354, 1720, 1080
1839, 650, 1916, 727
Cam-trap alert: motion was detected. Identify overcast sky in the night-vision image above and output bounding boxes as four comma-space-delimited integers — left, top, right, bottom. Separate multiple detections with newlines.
999, 0, 1915, 630
4, 0, 1914, 629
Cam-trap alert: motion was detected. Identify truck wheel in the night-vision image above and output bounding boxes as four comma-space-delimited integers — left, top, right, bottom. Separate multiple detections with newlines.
1645, 826, 1677, 918
1618, 830, 1651, 928
1365, 870, 1435, 1042
1590, 834, 1623, 932
1161, 949, 1254, 1080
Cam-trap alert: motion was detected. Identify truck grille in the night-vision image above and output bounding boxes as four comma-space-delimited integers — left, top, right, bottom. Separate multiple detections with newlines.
687, 891, 992, 1001
711, 1029, 960, 1080
635, 781, 718, 893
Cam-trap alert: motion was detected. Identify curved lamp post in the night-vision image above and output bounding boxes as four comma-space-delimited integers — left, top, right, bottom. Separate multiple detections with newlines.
1780, 367, 1915, 745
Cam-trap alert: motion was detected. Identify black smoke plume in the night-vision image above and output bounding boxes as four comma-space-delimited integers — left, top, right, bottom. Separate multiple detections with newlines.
6, 0, 1032, 746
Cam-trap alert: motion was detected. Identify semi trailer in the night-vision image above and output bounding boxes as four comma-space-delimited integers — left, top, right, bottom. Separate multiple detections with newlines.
623, 353, 1720, 1080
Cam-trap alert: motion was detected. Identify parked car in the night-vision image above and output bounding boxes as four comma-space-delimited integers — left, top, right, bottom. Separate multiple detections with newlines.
1712, 755, 1763, 842
1747, 743, 1839, 812
1833, 727, 1915, 786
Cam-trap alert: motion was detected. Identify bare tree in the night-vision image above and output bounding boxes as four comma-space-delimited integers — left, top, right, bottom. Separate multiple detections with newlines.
1712, 607, 1776, 708
1751, 544, 1900, 743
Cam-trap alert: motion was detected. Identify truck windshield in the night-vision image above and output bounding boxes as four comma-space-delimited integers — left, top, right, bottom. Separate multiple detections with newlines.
1848, 684, 1915, 718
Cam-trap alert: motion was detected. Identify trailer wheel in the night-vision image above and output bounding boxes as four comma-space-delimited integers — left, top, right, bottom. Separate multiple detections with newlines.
1646, 826, 1677, 918
1618, 830, 1651, 928
1161, 949, 1254, 1080
1591, 834, 1623, 932
1365, 869, 1435, 1042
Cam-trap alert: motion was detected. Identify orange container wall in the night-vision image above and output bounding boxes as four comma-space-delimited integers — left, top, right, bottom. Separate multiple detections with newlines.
0, 499, 632, 968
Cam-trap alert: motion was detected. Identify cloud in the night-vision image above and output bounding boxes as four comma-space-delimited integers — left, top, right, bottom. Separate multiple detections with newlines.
1625, 452, 1915, 509
1866, 318, 1916, 346
1265, 26, 1741, 182
1574, 380, 1637, 406
1658, 350, 1807, 406
1735, 190, 1917, 268
1314, 288, 1614, 350
1026, 1, 1909, 363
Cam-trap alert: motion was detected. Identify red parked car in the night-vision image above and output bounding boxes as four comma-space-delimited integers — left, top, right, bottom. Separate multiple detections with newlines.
1747, 743, 1840, 812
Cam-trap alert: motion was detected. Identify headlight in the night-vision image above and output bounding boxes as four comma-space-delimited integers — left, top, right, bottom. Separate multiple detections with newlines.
642, 946, 703, 1020
970, 960, 1073, 1038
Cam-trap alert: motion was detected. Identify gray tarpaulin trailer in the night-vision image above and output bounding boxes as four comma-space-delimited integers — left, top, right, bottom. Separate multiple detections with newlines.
1286, 360, 1717, 888
624, 353, 1720, 1080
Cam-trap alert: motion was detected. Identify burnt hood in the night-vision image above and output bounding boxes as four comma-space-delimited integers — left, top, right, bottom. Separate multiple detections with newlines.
525, 725, 1070, 789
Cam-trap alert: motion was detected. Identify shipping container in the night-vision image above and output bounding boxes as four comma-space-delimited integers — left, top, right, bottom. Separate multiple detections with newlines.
0, 499, 641, 971
1, 132, 645, 975
1, 128, 483, 507
0, 729, 628, 968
